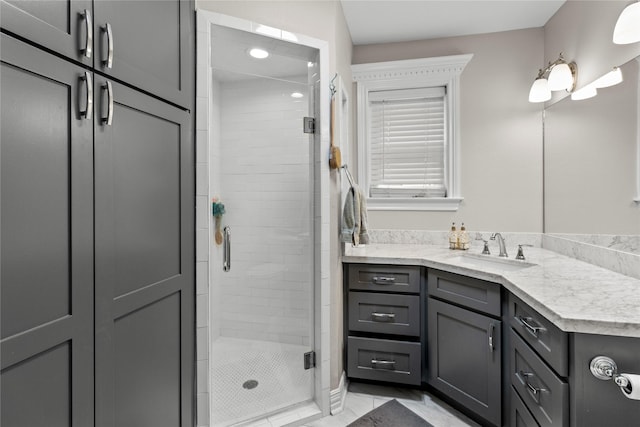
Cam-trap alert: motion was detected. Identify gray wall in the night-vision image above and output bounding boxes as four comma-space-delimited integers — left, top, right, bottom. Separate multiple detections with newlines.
353, 28, 545, 233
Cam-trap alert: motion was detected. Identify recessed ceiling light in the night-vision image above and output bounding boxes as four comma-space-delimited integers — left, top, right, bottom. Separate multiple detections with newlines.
248, 48, 269, 59
291, 92, 304, 98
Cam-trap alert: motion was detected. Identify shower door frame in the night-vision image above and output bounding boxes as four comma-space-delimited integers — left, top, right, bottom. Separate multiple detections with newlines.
195, 10, 331, 426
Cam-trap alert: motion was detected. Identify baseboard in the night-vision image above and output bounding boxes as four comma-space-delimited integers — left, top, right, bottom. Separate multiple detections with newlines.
330, 372, 348, 415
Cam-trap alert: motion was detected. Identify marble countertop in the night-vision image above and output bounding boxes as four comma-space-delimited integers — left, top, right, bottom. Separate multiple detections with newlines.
343, 244, 640, 338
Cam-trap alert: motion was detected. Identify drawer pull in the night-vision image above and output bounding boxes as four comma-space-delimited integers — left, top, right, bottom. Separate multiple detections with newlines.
371, 312, 396, 322
372, 276, 396, 285
371, 359, 396, 369
518, 316, 546, 337
520, 371, 547, 404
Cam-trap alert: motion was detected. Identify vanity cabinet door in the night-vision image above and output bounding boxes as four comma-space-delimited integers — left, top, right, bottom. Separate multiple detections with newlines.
1, 33, 94, 427
92, 0, 193, 107
0, 0, 93, 66
94, 78, 194, 427
428, 298, 502, 426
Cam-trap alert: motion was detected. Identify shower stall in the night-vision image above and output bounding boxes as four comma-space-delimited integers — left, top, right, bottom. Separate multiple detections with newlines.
196, 11, 330, 427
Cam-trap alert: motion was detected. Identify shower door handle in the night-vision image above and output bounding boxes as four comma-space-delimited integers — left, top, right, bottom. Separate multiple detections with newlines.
223, 226, 231, 272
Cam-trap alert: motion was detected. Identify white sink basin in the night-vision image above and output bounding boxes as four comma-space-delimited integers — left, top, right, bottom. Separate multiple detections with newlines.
448, 253, 537, 271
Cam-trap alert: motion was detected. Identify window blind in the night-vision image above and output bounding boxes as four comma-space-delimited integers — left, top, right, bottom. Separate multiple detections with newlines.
369, 87, 447, 198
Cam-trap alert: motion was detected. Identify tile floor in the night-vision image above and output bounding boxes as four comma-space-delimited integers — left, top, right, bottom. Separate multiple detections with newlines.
304, 382, 480, 427
211, 338, 312, 426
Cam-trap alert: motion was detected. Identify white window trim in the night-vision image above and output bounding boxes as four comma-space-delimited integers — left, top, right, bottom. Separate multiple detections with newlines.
353, 54, 473, 211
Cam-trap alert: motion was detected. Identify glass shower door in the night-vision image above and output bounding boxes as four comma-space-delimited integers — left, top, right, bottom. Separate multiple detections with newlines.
209, 24, 317, 426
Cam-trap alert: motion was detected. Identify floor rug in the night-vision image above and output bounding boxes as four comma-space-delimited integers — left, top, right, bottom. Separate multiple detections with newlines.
347, 399, 434, 427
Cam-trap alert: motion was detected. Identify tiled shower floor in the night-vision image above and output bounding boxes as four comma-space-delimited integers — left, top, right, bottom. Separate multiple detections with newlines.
211, 337, 313, 426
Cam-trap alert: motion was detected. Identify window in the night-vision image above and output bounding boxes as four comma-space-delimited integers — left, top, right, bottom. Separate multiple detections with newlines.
353, 55, 472, 211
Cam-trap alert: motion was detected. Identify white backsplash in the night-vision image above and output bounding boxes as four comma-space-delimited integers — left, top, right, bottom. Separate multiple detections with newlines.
362, 229, 640, 279
543, 234, 640, 280
366, 229, 541, 254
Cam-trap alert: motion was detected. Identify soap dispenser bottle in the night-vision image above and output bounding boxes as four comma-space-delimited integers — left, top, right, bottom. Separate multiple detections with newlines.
448, 222, 458, 250
459, 223, 470, 250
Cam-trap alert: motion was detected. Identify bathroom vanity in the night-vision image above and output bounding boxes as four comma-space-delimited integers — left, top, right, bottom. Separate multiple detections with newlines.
343, 243, 640, 427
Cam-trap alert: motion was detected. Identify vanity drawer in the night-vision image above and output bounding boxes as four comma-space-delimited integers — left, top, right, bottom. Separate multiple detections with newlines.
428, 269, 501, 316
348, 264, 421, 294
511, 330, 568, 427
347, 336, 421, 385
511, 387, 541, 427
348, 292, 420, 337
509, 294, 568, 377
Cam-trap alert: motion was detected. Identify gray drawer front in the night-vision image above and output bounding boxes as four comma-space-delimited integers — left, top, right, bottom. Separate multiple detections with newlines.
509, 294, 568, 377
511, 386, 541, 427
349, 292, 420, 337
511, 331, 568, 427
347, 337, 421, 385
348, 264, 421, 294
428, 269, 501, 316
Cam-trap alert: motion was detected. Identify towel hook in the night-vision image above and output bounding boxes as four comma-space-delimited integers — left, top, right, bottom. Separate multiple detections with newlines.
341, 164, 355, 187
330, 73, 338, 96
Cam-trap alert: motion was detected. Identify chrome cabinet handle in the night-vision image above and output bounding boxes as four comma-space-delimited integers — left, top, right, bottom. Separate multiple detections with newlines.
80, 9, 92, 58
488, 322, 495, 351
371, 312, 396, 322
371, 359, 395, 369
372, 276, 395, 285
223, 226, 231, 272
101, 81, 113, 125
80, 71, 93, 120
520, 371, 547, 404
103, 22, 113, 68
518, 316, 546, 337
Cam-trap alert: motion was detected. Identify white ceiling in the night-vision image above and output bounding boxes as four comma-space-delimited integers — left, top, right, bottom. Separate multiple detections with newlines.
340, 0, 566, 45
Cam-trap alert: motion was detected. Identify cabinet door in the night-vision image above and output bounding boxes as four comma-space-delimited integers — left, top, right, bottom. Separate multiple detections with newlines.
1, 33, 94, 427
1, 0, 93, 66
92, 0, 193, 108
428, 298, 502, 426
94, 77, 194, 427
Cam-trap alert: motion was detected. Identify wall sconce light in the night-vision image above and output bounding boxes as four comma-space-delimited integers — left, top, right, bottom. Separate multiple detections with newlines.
613, 1, 640, 44
570, 66, 624, 101
570, 83, 597, 101
593, 67, 623, 88
528, 53, 577, 103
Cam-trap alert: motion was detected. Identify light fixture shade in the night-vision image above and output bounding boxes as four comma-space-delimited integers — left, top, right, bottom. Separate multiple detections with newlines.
593, 67, 624, 88
571, 84, 597, 101
529, 78, 551, 103
613, 2, 640, 44
548, 63, 574, 91
248, 48, 269, 59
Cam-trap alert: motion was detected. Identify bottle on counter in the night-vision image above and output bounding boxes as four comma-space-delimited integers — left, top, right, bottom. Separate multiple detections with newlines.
458, 223, 470, 250
448, 222, 458, 250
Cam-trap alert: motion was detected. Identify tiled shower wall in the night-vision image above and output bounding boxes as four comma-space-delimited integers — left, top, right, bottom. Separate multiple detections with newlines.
210, 77, 313, 345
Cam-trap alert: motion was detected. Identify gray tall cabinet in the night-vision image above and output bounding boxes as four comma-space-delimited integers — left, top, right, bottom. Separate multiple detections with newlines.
1, 1, 195, 426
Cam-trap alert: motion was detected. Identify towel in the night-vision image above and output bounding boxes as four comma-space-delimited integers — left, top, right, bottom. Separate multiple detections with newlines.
341, 185, 370, 246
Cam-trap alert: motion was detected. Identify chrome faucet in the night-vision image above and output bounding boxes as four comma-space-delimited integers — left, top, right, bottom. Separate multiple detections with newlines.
490, 233, 508, 257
